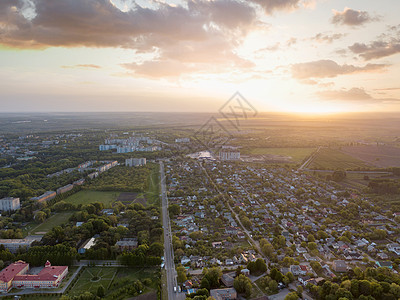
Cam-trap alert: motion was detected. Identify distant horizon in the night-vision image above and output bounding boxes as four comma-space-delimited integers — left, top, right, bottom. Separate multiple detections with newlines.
1, 0, 400, 114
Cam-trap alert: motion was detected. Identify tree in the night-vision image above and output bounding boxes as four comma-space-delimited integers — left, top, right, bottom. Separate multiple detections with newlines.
177, 265, 187, 283
284, 292, 299, 300
269, 280, 278, 293
270, 268, 283, 282
332, 170, 346, 182
233, 274, 252, 298
307, 234, 315, 242
200, 277, 210, 290
255, 258, 267, 274
97, 285, 105, 297
35, 211, 47, 223
286, 272, 294, 283
168, 204, 180, 216
203, 267, 222, 288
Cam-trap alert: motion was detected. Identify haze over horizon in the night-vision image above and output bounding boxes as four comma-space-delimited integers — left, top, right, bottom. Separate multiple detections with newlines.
1, 0, 400, 114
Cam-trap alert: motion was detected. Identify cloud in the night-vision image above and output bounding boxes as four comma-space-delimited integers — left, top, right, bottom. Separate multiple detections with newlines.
61, 64, 101, 69
317, 88, 373, 101
349, 41, 400, 60
291, 59, 388, 80
312, 32, 346, 43
0, 0, 259, 77
248, 0, 313, 14
332, 7, 379, 27
317, 87, 400, 103
348, 25, 400, 60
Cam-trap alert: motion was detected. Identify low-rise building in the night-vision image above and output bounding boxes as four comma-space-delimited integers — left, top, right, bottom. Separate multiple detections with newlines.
210, 288, 237, 300
0, 260, 68, 293
332, 260, 347, 273
78, 237, 96, 254
115, 238, 138, 251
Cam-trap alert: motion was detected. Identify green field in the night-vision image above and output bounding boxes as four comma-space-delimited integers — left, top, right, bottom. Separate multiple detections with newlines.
243, 147, 315, 162
31, 212, 73, 234
67, 267, 159, 299
64, 190, 120, 206
67, 267, 117, 297
146, 163, 160, 205
308, 148, 369, 170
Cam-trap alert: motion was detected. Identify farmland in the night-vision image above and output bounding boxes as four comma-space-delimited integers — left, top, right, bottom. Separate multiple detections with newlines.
341, 145, 400, 168
241, 147, 316, 163
307, 148, 369, 170
63, 190, 119, 206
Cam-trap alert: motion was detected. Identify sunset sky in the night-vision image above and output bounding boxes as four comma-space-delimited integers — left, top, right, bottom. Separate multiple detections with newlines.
1, 0, 400, 114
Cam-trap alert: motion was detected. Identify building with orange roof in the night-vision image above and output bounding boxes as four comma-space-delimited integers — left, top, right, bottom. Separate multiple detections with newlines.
0, 260, 68, 293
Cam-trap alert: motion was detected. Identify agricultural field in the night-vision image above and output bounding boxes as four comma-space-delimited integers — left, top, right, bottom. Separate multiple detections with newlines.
341, 145, 400, 168
308, 148, 369, 170
30, 212, 74, 235
241, 147, 315, 163
63, 190, 119, 206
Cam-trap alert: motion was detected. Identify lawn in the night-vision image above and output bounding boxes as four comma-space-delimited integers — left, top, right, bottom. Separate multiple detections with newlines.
63, 190, 120, 206
308, 148, 369, 170
67, 267, 159, 299
146, 163, 160, 205
31, 212, 74, 234
243, 147, 315, 163
67, 267, 118, 298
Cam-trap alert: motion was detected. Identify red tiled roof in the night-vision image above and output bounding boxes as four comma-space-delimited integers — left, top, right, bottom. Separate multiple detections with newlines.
0, 261, 28, 283
14, 266, 67, 282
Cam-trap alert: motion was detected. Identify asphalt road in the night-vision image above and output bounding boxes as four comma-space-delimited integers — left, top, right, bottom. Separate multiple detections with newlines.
160, 161, 185, 300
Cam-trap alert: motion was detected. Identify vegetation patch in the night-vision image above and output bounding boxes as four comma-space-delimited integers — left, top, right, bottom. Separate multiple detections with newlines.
63, 190, 119, 206
31, 212, 74, 234
308, 147, 369, 170
242, 147, 315, 163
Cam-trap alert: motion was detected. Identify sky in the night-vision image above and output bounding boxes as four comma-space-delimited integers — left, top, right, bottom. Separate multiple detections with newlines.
1, 0, 400, 114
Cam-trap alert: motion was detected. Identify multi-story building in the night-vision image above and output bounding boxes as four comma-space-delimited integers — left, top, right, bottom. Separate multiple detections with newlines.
56, 184, 74, 195
0, 197, 20, 212
0, 236, 42, 253
0, 260, 68, 293
125, 158, 146, 167
218, 147, 240, 161
31, 191, 56, 203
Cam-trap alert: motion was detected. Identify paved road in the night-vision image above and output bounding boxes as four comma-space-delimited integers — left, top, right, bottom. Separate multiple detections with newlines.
298, 146, 321, 171
160, 161, 185, 300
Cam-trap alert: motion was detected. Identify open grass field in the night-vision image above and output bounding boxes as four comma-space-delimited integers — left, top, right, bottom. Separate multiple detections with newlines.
68, 267, 159, 299
117, 192, 146, 206
242, 147, 315, 163
308, 148, 369, 170
146, 163, 160, 205
64, 190, 119, 206
341, 145, 400, 168
31, 212, 73, 234
115, 164, 160, 207
67, 267, 117, 298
